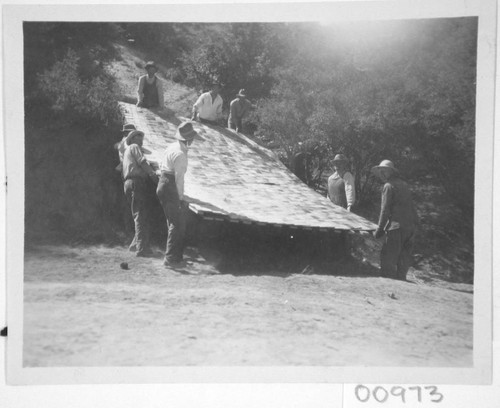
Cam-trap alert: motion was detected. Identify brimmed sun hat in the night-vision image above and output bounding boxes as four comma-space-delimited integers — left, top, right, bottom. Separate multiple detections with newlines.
145, 61, 158, 71
371, 160, 399, 178
125, 130, 145, 145
121, 123, 136, 133
332, 154, 348, 164
175, 121, 198, 142
237, 89, 247, 97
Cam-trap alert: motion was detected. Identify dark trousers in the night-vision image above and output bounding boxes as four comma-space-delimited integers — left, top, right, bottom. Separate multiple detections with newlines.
380, 228, 415, 280
124, 177, 150, 252
227, 119, 242, 132
156, 172, 186, 262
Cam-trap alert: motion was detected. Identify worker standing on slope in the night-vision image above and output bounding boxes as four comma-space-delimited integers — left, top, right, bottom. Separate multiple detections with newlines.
136, 61, 164, 109
114, 123, 137, 172
191, 82, 224, 126
227, 89, 254, 133
327, 154, 356, 212
156, 122, 198, 267
122, 130, 158, 257
371, 160, 419, 281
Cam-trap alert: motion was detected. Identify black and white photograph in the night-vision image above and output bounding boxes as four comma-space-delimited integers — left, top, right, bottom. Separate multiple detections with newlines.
2, 0, 495, 387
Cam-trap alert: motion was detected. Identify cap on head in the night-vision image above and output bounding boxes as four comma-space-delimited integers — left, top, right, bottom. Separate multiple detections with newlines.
371, 160, 399, 178
122, 123, 136, 133
237, 89, 247, 97
125, 130, 145, 145
175, 121, 198, 142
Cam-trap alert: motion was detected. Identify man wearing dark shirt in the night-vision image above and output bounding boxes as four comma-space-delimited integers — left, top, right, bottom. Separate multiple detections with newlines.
228, 89, 254, 133
371, 160, 419, 280
136, 61, 164, 109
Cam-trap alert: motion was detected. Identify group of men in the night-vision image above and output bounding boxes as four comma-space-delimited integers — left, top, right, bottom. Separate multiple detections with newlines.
123, 60, 419, 280
136, 61, 254, 133
327, 154, 419, 281
117, 120, 197, 267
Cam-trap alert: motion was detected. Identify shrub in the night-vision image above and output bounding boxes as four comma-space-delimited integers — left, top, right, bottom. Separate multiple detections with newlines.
37, 49, 121, 125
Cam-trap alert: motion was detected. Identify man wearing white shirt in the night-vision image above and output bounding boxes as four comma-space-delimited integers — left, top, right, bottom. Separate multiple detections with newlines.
191, 82, 223, 125
327, 154, 356, 211
156, 122, 198, 266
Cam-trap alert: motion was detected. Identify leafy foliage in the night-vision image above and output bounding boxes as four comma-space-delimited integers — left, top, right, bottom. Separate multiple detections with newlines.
180, 23, 291, 105
37, 49, 121, 125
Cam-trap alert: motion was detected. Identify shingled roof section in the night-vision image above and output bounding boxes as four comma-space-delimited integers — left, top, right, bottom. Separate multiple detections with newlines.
119, 103, 377, 232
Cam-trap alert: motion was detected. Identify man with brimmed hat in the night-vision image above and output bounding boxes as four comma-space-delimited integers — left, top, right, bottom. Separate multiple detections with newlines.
327, 153, 356, 211
136, 61, 164, 109
122, 130, 158, 257
114, 123, 137, 172
156, 122, 198, 266
191, 81, 223, 126
228, 89, 255, 133
371, 159, 419, 281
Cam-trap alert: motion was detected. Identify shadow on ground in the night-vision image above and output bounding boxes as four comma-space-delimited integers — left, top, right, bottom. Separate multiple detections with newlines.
188, 219, 380, 278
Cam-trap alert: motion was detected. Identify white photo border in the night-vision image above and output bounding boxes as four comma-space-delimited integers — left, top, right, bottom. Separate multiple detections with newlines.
4, 0, 495, 385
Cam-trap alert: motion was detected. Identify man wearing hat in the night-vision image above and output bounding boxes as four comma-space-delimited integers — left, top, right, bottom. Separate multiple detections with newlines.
156, 122, 198, 266
327, 154, 355, 211
136, 61, 164, 109
371, 160, 419, 280
191, 82, 223, 125
228, 89, 254, 133
114, 123, 137, 172
122, 130, 158, 257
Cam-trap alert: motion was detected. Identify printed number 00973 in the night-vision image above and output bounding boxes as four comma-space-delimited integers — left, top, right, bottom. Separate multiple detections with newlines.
354, 385, 444, 403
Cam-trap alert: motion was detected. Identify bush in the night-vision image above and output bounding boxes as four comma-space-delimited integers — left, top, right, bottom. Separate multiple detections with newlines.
37, 49, 121, 125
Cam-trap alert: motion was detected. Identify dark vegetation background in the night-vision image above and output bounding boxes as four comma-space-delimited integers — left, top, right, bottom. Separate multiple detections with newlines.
23, 19, 477, 282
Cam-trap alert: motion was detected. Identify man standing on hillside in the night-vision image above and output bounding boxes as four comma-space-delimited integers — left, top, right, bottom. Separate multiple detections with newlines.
156, 122, 198, 266
371, 160, 419, 281
114, 123, 136, 172
327, 154, 356, 211
122, 130, 158, 257
191, 82, 223, 125
136, 61, 164, 109
227, 89, 254, 133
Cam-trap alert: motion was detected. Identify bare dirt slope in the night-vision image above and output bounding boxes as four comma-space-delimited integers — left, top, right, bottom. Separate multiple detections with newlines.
108, 43, 198, 117
23, 43, 474, 368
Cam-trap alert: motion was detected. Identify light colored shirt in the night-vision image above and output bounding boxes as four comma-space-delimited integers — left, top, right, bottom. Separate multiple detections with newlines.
137, 74, 164, 107
122, 144, 148, 179
118, 137, 127, 163
160, 141, 189, 199
327, 171, 356, 208
193, 92, 223, 121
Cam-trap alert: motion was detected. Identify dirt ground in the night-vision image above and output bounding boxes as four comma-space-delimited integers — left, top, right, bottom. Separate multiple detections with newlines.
23, 241, 473, 368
